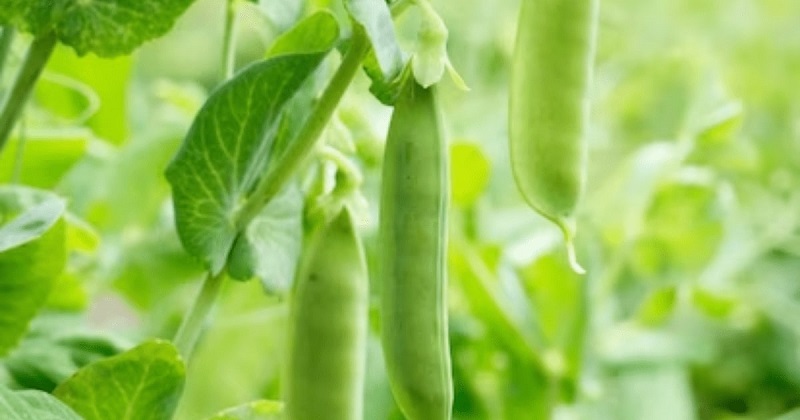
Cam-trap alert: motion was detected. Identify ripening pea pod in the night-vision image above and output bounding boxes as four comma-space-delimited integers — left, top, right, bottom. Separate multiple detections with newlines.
509, 0, 600, 274
380, 79, 453, 420
284, 207, 369, 420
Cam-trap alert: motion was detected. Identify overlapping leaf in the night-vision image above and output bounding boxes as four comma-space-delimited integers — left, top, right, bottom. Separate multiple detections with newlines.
0, 386, 82, 420
227, 184, 303, 295
53, 339, 185, 420
166, 15, 339, 274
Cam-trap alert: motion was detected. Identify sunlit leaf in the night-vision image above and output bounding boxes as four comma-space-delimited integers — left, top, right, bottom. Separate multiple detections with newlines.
450, 142, 491, 208
41, 45, 134, 143
0, 187, 66, 356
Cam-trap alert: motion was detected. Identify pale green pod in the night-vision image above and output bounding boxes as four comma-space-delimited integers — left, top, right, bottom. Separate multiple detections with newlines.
509, 0, 600, 273
380, 79, 452, 420
284, 207, 368, 420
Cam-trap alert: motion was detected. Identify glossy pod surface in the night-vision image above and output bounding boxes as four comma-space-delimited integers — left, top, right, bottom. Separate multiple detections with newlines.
380, 80, 453, 420
284, 207, 368, 420
509, 0, 599, 245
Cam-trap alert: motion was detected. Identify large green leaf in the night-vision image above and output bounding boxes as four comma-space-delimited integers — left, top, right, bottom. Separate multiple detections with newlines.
53, 339, 185, 420
0, 187, 66, 356
226, 183, 303, 295
165, 23, 338, 274
1, 0, 197, 57
0, 385, 82, 420
206, 400, 283, 420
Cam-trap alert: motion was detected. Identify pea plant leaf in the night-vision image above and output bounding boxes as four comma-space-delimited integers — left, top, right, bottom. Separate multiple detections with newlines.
165, 18, 339, 274
226, 183, 303, 295
0, 0, 197, 57
53, 339, 185, 420
346, 0, 405, 78
0, 386, 82, 420
206, 400, 284, 420
0, 186, 67, 357
267, 10, 340, 58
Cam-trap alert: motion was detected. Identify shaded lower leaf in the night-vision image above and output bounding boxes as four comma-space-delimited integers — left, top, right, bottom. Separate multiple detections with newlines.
53, 339, 185, 420
5, 313, 127, 392
0, 386, 82, 420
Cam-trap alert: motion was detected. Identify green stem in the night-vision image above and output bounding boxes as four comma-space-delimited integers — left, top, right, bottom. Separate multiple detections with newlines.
220, 0, 237, 81
235, 30, 370, 230
0, 26, 15, 84
0, 32, 56, 155
173, 271, 226, 360
11, 115, 25, 183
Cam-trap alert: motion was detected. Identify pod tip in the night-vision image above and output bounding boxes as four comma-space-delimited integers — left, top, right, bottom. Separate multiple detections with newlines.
555, 217, 586, 275
566, 241, 586, 275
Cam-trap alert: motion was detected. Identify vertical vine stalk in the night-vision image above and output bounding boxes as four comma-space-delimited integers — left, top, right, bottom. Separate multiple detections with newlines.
172, 3, 240, 362
11, 116, 25, 183
220, 0, 237, 81
235, 30, 370, 230
0, 26, 15, 84
0, 31, 57, 155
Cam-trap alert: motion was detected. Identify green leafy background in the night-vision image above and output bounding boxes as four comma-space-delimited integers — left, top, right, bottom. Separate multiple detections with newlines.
2, 0, 800, 419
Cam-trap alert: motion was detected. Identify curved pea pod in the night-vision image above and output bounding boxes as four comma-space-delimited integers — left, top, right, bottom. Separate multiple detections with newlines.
509, 0, 600, 273
284, 207, 369, 420
380, 79, 453, 420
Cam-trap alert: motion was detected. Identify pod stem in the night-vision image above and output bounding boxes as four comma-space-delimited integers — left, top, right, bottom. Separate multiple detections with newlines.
555, 217, 586, 275
0, 31, 56, 156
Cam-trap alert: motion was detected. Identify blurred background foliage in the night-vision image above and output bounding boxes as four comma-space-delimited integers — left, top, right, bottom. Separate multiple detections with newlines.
2, 0, 800, 419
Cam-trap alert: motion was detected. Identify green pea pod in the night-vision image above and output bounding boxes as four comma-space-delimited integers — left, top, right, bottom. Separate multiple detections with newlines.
284, 207, 368, 420
380, 79, 453, 420
509, 0, 600, 274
